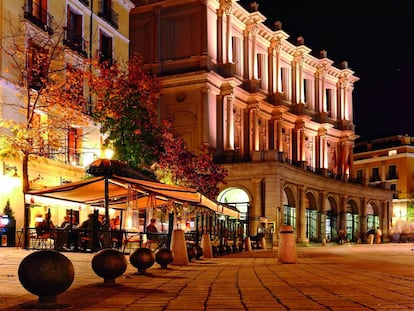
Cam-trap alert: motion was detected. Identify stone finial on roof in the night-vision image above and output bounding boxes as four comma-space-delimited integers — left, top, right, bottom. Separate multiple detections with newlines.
249, 1, 259, 12
274, 20, 282, 30
340, 61, 348, 69
296, 36, 305, 45
319, 50, 327, 58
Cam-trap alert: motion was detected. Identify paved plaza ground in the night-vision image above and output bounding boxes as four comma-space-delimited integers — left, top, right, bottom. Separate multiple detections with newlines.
1, 243, 414, 310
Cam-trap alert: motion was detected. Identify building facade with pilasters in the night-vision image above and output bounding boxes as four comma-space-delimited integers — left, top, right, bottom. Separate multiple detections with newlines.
130, 0, 393, 244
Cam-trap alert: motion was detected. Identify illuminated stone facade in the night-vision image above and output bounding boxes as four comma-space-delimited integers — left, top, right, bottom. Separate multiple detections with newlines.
130, 0, 393, 244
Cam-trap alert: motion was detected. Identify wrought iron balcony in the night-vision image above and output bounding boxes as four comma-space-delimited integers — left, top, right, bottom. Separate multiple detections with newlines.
63, 34, 87, 57
24, 0, 53, 35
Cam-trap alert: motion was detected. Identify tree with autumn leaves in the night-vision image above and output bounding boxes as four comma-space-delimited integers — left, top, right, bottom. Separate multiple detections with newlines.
87, 55, 161, 170
153, 117, 227, 198
88, 55, 227, 199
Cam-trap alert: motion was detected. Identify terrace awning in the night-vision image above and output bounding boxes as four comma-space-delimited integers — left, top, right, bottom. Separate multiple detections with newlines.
25, 175, 239, 218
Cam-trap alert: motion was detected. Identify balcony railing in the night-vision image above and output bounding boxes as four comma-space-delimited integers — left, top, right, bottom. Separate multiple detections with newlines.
63, 34, 87, 57
98, 1, 119, 29
24, 0, 53, 34
386, 173, 398, 180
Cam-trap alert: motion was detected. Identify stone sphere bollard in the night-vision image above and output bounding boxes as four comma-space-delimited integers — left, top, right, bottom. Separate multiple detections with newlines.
18, 250, 74, 309
187, 246, 197, 262
155, 247, 174, 269
92, 249, 127, 286
130, 248, 155, 274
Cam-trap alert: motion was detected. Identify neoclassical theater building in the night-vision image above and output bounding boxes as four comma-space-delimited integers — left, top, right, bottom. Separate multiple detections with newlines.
130, 0, 393, 244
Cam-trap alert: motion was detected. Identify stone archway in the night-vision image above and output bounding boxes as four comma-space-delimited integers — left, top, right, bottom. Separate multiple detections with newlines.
282, 185, 297, 229
217, 187, 250, 239
366, 201, 379, 233
346, 199, 359, 242
327, 195, 339, 241
305, 191, 318, 242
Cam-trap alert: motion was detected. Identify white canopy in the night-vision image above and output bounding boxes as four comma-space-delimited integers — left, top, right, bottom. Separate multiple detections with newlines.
25, 175, 240, 218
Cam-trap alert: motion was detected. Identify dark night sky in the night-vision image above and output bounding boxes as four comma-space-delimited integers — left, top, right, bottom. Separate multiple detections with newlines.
238, 0, 414, 141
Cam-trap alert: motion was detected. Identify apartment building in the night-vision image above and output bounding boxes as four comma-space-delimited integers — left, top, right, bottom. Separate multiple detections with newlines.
353, 135, 414, 234
0, 0, 134, 234
130, 0, 393, 244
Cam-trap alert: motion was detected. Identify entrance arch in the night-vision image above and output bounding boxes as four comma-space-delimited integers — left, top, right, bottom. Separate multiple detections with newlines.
283, 186, 296, 228
217, 187, 250, 238
346, 199, 359, 242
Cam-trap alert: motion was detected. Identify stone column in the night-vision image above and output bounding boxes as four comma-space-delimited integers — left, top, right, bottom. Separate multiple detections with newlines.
225, 5, 232, 63
267, 46, 274, 94
225, 95, 234, 150
297, 186, 307, 243
250, 178, 263, 236
360, 197, 367, 243
319, 191, 327, 242
216, 8, 223, 64
216, 94, 224, 153
339, 195, 347, 231
201, 86, 210, 146
243, 29, 249, 80
252, 106, 260, 151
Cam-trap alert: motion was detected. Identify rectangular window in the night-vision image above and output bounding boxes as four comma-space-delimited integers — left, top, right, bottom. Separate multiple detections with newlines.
66, 8, 84, 54
356, 169, 363, 183
30, 0, 47, 25
257, 53, 266, 89
99, 31, 113, 65
68, 127, 82, 166
387, 165, 397, 180
232, 37, 242, 77
371, 167, 380, 182
325, 89, 332, 116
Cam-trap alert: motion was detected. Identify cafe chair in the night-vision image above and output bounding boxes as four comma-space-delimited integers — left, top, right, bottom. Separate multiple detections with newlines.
122, 232, 141, 254
110, 230, 123, 250
33, 228, 55, 249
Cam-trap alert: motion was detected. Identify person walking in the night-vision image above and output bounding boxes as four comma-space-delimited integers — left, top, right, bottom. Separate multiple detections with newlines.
375, 227, 382, 244
367, 227, 375, 244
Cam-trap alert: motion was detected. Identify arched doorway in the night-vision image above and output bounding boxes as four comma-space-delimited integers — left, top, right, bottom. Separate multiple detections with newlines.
305, 191, 318, 242
346, 199, 359, 242
217, 187, 250, 239
283, 186, 296, 229
367, 202, 379, 231
327, 196, 338, 242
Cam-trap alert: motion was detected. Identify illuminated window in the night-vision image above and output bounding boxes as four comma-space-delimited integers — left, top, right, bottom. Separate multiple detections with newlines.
68, 127, 82, 166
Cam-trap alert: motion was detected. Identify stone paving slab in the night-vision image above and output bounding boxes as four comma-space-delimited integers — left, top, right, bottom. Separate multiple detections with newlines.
2, 244, 414, 310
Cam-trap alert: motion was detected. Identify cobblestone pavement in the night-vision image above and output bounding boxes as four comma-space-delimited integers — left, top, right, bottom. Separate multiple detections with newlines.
2, 243, 414, 310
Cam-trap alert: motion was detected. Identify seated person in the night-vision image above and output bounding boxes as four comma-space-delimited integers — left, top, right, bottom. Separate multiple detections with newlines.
35, 214, 56, 239
146, 218, 158, 233
77, 213, 103, 251
56, 216, 77, 250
